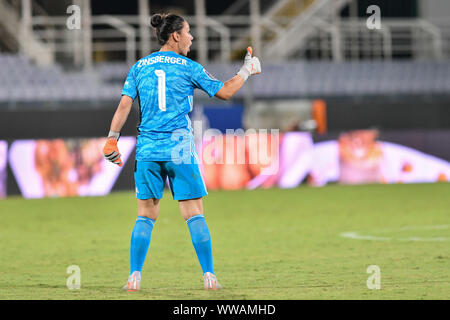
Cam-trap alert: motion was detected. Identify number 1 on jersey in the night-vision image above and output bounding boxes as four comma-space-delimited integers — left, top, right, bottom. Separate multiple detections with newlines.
155, 70, 166, 111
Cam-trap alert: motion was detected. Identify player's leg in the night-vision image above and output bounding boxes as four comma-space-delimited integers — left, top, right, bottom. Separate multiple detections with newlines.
166, 156, 221, 289
129, 199, 159, 273
179, 198, 221, 289
124, 161, 165, 291
125, 199, 160, 291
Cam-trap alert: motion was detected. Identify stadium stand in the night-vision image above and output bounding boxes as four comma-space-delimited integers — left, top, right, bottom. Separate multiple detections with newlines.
1, 0, 449, 197
1, 55, 450, 102
0, 0, 449, 103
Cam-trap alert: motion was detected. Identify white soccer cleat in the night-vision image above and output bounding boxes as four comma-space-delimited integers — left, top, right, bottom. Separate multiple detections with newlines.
203, 272, 222, 290
122, 271, 141, 292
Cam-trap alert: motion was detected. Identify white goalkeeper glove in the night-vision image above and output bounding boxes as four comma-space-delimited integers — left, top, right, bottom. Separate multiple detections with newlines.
237, 46, 261, 82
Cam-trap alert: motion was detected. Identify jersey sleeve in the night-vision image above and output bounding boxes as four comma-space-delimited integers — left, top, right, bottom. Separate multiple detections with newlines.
121, 64, 138, 100
190, 61, 224, 97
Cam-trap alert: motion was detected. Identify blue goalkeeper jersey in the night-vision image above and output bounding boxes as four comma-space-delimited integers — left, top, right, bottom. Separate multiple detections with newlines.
121, 51, 224, 161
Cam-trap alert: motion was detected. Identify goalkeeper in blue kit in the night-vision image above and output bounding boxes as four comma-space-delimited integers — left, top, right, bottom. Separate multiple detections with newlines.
102, 13, 261, 291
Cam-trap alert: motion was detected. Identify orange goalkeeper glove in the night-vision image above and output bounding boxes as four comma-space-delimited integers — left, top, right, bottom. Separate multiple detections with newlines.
103, 136, 123, 167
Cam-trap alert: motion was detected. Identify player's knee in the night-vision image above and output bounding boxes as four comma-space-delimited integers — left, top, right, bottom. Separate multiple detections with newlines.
141, 212, 159, 220
179, 198, 203, 221
137, 198, 160, 220
140, 208, 159, 220
182, 211, 202, 222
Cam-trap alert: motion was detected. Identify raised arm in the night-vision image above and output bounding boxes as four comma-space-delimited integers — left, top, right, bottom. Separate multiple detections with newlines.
215, 46, 261, 101
214, 75, 245, 101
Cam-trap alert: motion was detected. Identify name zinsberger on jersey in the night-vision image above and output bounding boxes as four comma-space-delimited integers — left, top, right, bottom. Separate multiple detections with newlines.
137, 55, 188, 68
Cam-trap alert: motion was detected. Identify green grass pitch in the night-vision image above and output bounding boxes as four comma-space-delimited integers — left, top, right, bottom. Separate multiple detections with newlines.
0, 183, 449, 300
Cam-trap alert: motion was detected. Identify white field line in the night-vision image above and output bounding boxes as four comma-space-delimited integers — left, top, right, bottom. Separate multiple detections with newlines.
340, 225, 450, 242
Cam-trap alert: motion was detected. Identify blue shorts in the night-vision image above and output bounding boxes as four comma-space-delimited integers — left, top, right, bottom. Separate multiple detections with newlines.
134, 157, 208, 201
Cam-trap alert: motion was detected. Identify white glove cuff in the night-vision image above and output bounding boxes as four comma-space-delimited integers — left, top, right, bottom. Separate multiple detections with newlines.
108, 130, 120, 140
237, 67, 250, 82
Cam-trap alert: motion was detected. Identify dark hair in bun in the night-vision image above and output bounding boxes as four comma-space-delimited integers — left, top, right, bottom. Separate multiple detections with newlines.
150, 13, 163, 28
150, 13, 185, 46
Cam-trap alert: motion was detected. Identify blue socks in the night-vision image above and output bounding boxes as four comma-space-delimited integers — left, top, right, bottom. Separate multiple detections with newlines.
187, 214, 214, 275
129, 214, 214, 276
129, 216, 155, 275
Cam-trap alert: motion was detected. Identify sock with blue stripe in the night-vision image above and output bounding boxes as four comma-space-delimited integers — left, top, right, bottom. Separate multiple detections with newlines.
130, 216, 155, 275
186, 214, 214, 275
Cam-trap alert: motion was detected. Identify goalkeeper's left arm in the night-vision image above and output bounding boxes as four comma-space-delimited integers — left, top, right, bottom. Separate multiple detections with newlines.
214, 46, 261, 100
103, 95, 133, 167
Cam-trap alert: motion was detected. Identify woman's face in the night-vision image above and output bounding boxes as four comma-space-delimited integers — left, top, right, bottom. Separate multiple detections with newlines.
176, 21, 193, 56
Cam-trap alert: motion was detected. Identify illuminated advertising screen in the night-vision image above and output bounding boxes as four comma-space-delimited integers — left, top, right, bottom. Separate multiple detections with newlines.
199, 130, 450, 190
0, 141, 6, 198
199, 130, 281, 190
9, 137, 135, 198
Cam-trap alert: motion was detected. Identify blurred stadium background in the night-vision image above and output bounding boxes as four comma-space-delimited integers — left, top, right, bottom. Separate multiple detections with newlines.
0, 0, 450, 197
0, 0, 449, 197
0, 0, 449, 300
